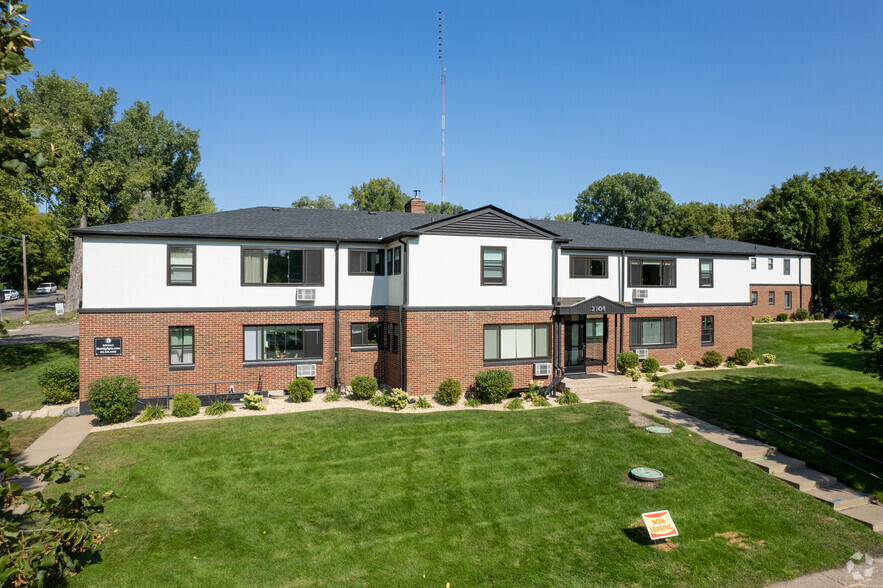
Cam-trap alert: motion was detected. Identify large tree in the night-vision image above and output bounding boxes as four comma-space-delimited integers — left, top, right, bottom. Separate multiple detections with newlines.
574, 172, 676, 234
291, 194, 353, 210
348, 177, 410, 212
667, 201, 738, 240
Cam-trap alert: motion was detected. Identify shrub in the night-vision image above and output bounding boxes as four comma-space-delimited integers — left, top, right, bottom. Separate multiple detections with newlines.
287, 378, 315, 403
646, 373, 659, 383
659, 367, 668, 373
556, 390, 582, 405
38, 361, 79, 404
725, 360, 736, 368
760, 315, 774, 323
641, 357, 660, 373
205, 400, 235, 416
812, 312, 824, 321
506, 397, 525, 410
136, 404, 166, 423
624, 367, 642, 382
0, 319, 6, 336
762, 353, 776, 364
776, 313, 788, 322
674, 358, 686, 370
655, 379, 675, 391
324, 388, 341, 402
793, 308, 810, 321
88, 376, 140, 423
693, 365, 702, 369
350, 376, 378, 400
172, 393, 201, 417
734, 347, 755, 366
437, 378, 462, 406
531, 396, 551, 407
368, 391, 389, 407
388, 388, 409, 411
242, 390, 266, 410
414, 396, 431, 409
474, 369, 514, 404
465, 397, 481, 408
617, 352, 639, 372
701, 350, 723, 367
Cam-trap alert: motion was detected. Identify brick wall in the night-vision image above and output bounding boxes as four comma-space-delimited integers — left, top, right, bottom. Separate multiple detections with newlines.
749, 285, 813, 318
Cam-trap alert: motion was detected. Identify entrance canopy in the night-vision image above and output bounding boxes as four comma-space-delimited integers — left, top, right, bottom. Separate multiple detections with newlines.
555, 295, 636, 315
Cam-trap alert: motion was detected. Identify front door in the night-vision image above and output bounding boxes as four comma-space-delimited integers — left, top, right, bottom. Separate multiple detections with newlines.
564, 319, 585, 374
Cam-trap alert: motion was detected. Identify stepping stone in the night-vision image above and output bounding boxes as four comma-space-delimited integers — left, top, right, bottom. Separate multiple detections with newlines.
8, 412, 20, 421
267, 390, 286, 398
47, 406, 65, 417
749, 454, 805, 475
838, 503, 883, 532
805, 484, 871, 511
773, 468, 838, 491
62, 406, 79, 417
31, 407, 49, 419
20, 410, 32, 419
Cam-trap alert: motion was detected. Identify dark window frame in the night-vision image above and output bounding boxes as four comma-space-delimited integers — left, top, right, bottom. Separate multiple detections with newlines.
348, 249, 385, 276
569, 255, 608, 279
392, 323, 399, 353
240, 247, 324, 286
483, 323, 552, 362
628, 258, 677, 288
481, 246, 507, 286
700, 315, 714, 346
169, 326, 195, 369
768, 258, 774, 270
629, 317, 678, 348
750, 257, 757, 270
699, 258, 713, 288
351, 322, 381, 349
167, 244, 196, 286
751, 291, 758, 305
784, 291, 792, 310
242, 324, 323, 362
784, 259, 791, 275
768, 291, 775, 305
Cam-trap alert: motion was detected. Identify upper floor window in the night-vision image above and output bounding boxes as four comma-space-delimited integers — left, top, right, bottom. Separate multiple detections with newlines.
481, 247, 506, 286
168, 245, 195, 286
483, 324, 550, 361
784, 259, 791, 275
699, 259, 713, 287
750, 257, 757, 270
628, 258, 676, 287
701, 316, 714, 346
570, 256, 607, 279
169, 326, 194, 367
630, 317, 677, 347
351, 323, 380, 348
242, 248, 323, 286
349, 249, 384, 276
244, 324, 322, 361
768, 258, 774, 270
386, 246, 402, 275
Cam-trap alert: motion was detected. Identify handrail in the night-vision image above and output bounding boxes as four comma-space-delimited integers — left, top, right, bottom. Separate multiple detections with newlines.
138, 376, 263, 410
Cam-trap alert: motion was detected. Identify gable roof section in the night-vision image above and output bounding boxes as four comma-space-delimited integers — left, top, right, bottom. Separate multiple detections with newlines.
412, 205, 562, 240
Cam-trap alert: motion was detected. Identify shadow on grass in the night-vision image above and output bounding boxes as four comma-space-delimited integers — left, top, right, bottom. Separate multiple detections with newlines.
0, 340, 78, 373
816, 351, 867, 373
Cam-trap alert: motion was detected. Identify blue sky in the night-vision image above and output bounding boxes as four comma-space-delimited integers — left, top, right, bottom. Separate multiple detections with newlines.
17, 1, 883, 217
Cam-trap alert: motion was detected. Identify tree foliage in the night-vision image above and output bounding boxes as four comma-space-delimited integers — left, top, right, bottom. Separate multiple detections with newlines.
574, 172, 675, 234
348, 177, 409, 212
291, 194, 353, 210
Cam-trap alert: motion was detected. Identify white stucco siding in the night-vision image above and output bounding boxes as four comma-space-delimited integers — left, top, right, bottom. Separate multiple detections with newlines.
746, 255, 813, 285
82, 238, 337, 309
337, 244, 391, 307
557, 251, 622, 300
629, 256, 750, 305
407, 235, 553, 307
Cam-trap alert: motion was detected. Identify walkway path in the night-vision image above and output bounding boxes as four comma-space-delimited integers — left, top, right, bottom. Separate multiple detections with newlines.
13, 415, 94, 491
0, 320, 78, 345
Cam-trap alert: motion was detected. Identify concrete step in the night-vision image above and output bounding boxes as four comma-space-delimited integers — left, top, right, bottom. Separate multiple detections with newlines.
805, 484, 871, 511
838, 503, 883, 532
749, 453, 806, 475
773, 468, 838, 491
718, 437, 774, 460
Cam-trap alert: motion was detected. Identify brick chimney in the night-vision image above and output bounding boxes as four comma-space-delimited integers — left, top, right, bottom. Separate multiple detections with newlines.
405, 190, 425, 213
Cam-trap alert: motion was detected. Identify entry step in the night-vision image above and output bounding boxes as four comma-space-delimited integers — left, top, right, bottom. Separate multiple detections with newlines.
838, 503, 883, 532
773, 469, 838, 491
749, 454, 805, 475
805, 484, 871, 511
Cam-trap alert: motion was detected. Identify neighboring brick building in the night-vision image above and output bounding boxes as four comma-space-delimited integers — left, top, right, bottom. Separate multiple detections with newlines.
74, 202, 813, 410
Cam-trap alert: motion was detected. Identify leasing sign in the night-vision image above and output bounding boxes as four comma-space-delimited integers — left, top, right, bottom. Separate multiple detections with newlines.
641, 510, 679, 541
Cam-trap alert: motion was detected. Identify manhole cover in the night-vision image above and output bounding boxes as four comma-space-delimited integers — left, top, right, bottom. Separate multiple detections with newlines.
645, 426, 672, 435
630, 467, 665, 482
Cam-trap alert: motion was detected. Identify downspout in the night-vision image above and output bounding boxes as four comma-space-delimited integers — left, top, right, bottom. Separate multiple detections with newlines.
546, 241, 564, 397
620, 249, 626, 361
798, 255, 803, 309
334, 241, 340, 391
398, 237, 408, 390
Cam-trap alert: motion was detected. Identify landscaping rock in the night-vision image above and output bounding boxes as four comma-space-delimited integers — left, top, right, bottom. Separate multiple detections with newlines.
268, 390, 286, 398
31, 407, 50, 419
20, 411, 32, 419
47, 406, 65, 418
62, 406, 79, 418
8, 412, 20, 421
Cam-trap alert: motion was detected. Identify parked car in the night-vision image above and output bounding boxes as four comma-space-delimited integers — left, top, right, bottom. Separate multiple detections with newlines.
811, 305, 828, 317
834, 309, 858, 321
2, 288, 20, 302
36, 282, 58, 294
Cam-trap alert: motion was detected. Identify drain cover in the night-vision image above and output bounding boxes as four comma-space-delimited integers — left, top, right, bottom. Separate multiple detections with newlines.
630, 467, 665, 481
645, 425, 672, 435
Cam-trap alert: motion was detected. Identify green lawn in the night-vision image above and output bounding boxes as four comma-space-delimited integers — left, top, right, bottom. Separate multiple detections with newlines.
2, 416, 61, 458
648, 323, 883, 498
53, 404, 880, 587
0, 340, 79, 412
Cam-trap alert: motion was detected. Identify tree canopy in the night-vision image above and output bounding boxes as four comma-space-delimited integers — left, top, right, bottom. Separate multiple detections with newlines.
291, 195, 353, 210
574, 172, 675, 234
348, 177, 410, 212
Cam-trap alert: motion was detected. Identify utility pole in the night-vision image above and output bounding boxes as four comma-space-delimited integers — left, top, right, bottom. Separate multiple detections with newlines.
438, 9, 446, 204
0, 234, 29, 317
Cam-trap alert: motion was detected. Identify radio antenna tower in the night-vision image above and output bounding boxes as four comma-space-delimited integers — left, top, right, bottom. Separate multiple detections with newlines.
438, 9, 446, 203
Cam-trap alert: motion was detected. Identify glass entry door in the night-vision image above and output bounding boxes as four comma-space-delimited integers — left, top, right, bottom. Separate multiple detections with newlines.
564, 319, 585, 374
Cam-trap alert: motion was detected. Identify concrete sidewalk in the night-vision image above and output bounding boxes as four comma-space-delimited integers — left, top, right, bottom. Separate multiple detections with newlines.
13, 415, 94, 491
0, 320, 79, 345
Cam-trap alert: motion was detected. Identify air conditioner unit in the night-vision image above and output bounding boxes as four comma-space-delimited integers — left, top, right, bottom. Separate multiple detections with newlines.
296, 288, 316, 302
632, 289, 649, 300
296, 363, 317, 377
534, 362, 553, 377
635, 349, 649, 360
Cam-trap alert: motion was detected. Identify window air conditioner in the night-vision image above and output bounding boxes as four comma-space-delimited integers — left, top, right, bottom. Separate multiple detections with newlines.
296, 363, 317, 377
632, 289, 649, 300
296, 288, 316, 302
635, 349, 649, 360
534, 362, 553, 377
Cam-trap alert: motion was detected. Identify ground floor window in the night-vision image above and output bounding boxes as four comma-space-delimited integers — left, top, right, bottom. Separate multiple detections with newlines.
586, 318, 604, 342
784, 291, 792, 310
701, 316, 714, 346
751, 291, 758, 305
483, 324, 550, 361
169, 326, 194, 366
244, 325, 322, 361
629, 317, 676, 347
392, 323, 399, 353
351, 323, 380, 348
769, 291, 775, 305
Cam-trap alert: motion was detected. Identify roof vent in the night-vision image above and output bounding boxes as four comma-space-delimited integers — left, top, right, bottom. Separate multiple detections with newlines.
271, 207, 281, 211
367, 211, 377, 215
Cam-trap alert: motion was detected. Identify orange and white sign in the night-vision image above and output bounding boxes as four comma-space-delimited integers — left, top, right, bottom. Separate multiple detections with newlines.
641, 510, 679, 541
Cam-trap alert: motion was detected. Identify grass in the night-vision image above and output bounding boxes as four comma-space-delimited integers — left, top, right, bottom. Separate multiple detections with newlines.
648, 323, 883, 498
2, 416, 61, 458
52, 404, 881, 587
0, 340, 79, 412
2, 309, 79, 330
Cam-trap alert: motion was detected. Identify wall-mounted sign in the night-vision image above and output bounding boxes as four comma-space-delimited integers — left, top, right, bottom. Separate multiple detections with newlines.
641, 510, 679, 541
94, 337, 123, 357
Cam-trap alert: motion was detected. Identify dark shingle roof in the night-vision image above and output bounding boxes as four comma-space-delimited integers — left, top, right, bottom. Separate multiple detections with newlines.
73, 205, 811, 255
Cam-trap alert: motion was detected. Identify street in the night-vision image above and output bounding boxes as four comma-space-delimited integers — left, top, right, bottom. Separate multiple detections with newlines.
0, 290, 66, 321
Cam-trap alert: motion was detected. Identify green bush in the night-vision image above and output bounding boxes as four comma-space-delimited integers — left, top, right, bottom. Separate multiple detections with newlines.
287, 378, 315, 403
793, 308, 810, 321
556, 390, 582, 405
388, 388, 409, 411
655, 379, 675, 391
701, 350, 723, 368
762, 353, 776, 364
205, 400, 235, 416
506, 397, 524, 410
641, 357, 660, 373
414, 396, 431, 409
617, 352, 639, 372
324, 389, 341, 402
734, 347, 755, 366
659, 367, 668, 373
172, 393, 201, 417
812, 312, 824, 321
0, 319, 6, 336
760, 315, 774, 323
87, 376, 140, 423
38, 361, 79, 404
136, 404, 166, 423
242, 390, 266, 410
474, 369, 514, 404
437, 378, 462, 406
350, 376, 378, 400
725, 360, 736, 368
624, 367, 641, 382
465, 397, 481, 408
368, 392, 390, 407
776, 313, 788, 322
531, 396, 551, 407
646, 373, 659, 383
674, 358, 686, 370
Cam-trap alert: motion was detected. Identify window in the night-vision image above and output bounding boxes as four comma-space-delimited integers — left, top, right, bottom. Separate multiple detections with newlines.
784, 291, 792, 310
169, 327, 194, 367
168, 245, 195, 286
699, 259, 713, 287
242, 248, 323, 285
384, 322, 391, 350
481, 247, 506, 285
768, 258, 774, 270
784, 259, 791, 275
629, 317, 677, 347
349, 249, 384, 276
483, 324, 550, 361
751, 291, 758, 305
628, 258, 676, 287
392, 323, 399, 352
386, 246, 402, 275
768, 291, 775, 305
701, 316, 714, 346
570, 256, 607, 278
586, 318, 604, 342
351, 323, 380, 348
750, 257, 757, 270
243, 325, 322, 361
